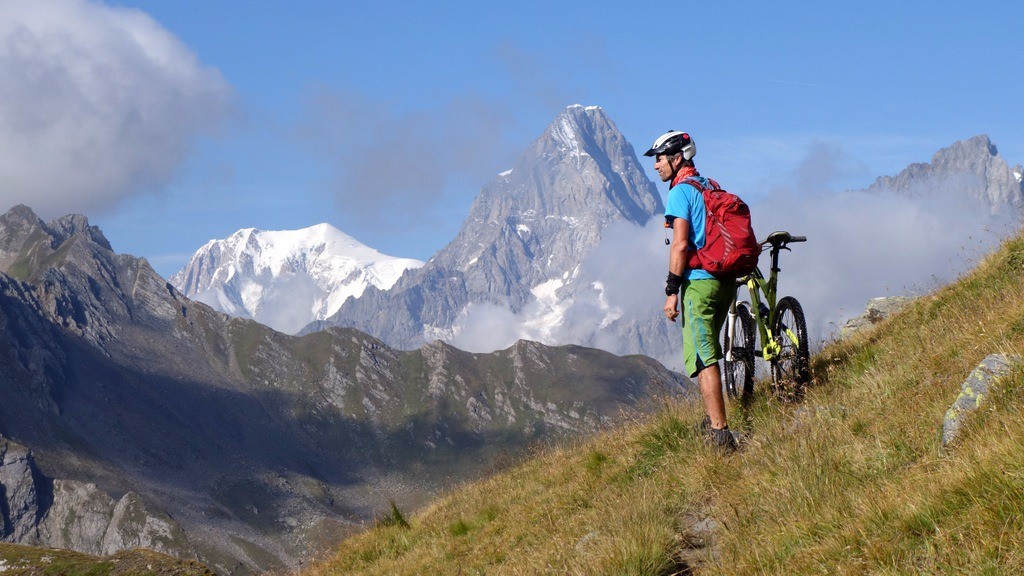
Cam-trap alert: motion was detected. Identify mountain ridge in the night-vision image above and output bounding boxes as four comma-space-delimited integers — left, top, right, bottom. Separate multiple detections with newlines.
0, 204, 690, 574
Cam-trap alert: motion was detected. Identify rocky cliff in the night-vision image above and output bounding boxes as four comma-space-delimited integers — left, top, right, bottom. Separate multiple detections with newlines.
1, 436, 192, 558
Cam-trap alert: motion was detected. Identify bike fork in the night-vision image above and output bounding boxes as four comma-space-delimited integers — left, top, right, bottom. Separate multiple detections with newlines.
725, 304, 737, 362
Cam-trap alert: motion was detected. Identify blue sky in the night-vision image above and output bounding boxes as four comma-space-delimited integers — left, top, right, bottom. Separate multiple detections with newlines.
2, 0, 1022, 278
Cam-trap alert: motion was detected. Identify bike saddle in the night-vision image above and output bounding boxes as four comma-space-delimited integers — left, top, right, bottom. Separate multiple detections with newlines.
763, 231, 794, 245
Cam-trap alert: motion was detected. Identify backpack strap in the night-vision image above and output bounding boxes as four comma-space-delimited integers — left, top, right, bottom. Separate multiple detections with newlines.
682, 176, 720, 192
679, 176, 717, 271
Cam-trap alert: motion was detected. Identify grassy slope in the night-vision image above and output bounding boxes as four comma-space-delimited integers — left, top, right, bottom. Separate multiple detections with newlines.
305, 232, 1024, 575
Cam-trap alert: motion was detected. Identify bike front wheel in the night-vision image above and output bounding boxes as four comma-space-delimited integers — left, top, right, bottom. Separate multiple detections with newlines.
722, 302, 755, 402
770, 296, 810, 402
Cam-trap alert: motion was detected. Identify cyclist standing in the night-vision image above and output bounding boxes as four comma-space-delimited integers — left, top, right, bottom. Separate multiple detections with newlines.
645, 130, 737, 452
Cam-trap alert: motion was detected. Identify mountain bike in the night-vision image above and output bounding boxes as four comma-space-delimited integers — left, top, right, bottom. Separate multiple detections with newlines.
721, 231, 809, 402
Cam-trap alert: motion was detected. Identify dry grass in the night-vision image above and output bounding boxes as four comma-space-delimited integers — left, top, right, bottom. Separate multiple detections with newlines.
303, 232, 1024, 575
303, 399, 721, 576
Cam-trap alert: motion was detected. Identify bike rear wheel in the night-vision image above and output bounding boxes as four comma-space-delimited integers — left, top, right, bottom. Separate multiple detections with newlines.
770, 296, 810, 402
722, 302, 755, 402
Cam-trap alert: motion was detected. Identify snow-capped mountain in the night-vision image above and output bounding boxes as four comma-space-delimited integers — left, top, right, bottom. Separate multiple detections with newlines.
170, 224, 422, 334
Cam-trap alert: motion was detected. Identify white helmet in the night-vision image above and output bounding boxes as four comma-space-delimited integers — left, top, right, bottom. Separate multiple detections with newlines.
643, 130, 696, 161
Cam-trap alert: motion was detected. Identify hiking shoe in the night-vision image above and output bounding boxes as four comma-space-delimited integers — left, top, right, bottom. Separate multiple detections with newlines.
708, 426, 738, 453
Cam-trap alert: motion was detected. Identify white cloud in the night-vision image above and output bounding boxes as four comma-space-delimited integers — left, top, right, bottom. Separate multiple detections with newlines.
757, 178, 1019, 342
449, 302, 525, 353
448, 218, 668, 356
0, 0, 232, 217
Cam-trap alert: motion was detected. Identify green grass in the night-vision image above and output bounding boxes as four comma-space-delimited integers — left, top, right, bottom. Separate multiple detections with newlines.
304, 232, 1024, 575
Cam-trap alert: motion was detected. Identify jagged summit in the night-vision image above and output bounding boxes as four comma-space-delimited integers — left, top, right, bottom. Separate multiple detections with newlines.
867, 134, 1024, 211
2, 204, 41, 221
544, 104, 611, 154
0, 205, 114, 273
170, 223, 423, 335
430, 104, 659, 272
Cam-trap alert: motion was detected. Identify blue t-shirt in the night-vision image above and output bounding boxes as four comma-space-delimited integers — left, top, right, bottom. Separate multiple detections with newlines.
665, 176, 714, 281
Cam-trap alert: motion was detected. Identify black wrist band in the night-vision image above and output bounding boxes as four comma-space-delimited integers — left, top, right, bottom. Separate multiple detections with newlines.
665, 272, 683, 296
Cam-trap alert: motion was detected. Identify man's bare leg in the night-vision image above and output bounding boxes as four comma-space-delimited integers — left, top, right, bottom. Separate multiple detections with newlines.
697, 363, 727, 429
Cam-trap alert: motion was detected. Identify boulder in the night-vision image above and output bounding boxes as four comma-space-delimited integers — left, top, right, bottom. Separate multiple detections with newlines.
840, 296, 913, 339
942, 354, 1022, 448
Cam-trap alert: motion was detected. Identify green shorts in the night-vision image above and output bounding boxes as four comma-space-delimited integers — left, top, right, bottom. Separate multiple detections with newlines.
680, 277, 733, 378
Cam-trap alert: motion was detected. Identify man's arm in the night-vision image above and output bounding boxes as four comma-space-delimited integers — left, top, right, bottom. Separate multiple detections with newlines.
663, 217, 690, 322
668, 216, 689, 276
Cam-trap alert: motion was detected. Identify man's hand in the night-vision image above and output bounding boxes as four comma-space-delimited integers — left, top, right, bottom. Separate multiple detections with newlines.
664, 294, 679, 322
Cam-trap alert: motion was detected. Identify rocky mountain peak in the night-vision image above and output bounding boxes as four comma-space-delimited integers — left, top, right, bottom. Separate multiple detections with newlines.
318, 105, 663, 349
867, 135, 1024, 212
1, 204, 44, 227
541, 104, 614, 155
0, 207, 114, 273
0, 206, 48, 270
428, 105, 660, 274
528, 104, 659, 220
929, 134, 998, 171
48, 213, 112, 251
0, 205, 180, 352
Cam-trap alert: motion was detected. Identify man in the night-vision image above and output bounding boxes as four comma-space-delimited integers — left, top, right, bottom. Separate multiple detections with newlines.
644, 130, 737, 452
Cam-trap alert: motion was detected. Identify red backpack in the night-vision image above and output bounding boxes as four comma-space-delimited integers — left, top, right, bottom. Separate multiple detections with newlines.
679, 177, 761, 277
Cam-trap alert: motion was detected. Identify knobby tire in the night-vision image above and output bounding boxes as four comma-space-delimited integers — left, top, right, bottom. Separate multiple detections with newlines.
722, 303, 755, 402
770, 296, 810, 402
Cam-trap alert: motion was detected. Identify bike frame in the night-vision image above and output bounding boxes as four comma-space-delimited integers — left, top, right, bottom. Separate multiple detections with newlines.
725, 240, 801, 363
